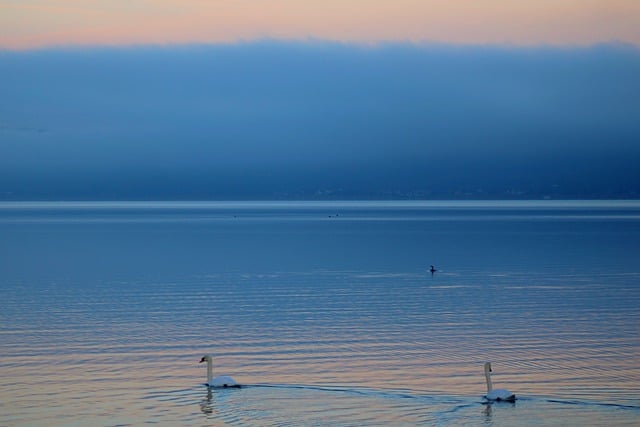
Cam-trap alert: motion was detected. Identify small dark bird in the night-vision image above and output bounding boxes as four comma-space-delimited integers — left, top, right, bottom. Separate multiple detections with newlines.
430, 265, 437, 275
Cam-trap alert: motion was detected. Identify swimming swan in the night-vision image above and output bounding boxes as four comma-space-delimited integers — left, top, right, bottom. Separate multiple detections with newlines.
199, 355, 240, 388
484, 362, 516, 402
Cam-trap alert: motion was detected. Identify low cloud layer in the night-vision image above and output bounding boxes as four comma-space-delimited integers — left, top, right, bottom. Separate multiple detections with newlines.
1, 42, 639, 199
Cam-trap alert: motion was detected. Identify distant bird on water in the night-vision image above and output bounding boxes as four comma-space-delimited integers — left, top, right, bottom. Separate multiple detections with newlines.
199, 355, 241, 388
483, 362, 516, 402
429, 265, 437, 275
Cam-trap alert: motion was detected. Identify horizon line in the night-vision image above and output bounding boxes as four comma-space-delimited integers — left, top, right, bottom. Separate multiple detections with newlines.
2, 38, 640, 53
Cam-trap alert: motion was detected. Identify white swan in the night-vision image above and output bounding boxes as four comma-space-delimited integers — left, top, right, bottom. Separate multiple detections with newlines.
199, 355, 240, 388
484, 362, 516, 402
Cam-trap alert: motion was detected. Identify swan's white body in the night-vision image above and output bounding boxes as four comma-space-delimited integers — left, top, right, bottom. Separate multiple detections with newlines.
200, 355, 240, 388
484, 362, 516, 402
209, 375, 238, 388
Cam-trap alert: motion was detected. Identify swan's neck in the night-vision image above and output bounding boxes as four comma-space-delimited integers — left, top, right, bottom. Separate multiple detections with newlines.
206, 357, 213, 384
485, 367, 493, 393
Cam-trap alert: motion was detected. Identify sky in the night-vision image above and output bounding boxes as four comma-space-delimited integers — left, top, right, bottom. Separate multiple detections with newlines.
1, 1, 640, 200
2, 1, 640, 49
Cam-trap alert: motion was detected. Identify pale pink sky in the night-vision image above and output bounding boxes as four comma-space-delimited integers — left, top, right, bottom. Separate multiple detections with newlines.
1, 0, 639, 49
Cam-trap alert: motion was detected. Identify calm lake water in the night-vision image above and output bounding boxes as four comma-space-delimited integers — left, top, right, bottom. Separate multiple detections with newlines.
1, 200, 639, 426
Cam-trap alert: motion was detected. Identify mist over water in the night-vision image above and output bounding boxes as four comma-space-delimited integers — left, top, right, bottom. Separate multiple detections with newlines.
2, 43, 640, 200
1, 201, 639, 425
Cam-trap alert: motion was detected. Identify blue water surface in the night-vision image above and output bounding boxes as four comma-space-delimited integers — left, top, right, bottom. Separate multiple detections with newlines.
1, 200, 639, 426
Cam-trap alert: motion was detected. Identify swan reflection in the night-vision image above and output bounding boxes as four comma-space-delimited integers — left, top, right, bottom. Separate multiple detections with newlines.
200, 387, 213, 415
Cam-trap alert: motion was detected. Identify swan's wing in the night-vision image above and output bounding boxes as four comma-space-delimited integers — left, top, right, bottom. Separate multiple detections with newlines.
486, 389, 516, 401
210, 375, 238, 387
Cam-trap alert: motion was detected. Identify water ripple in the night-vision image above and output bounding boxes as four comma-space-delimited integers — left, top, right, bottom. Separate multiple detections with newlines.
2, 202, 640, 425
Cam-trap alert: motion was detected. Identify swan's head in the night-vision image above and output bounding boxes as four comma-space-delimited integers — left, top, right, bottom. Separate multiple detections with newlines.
199, 355, 211, 364
484, 362, 492, 374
